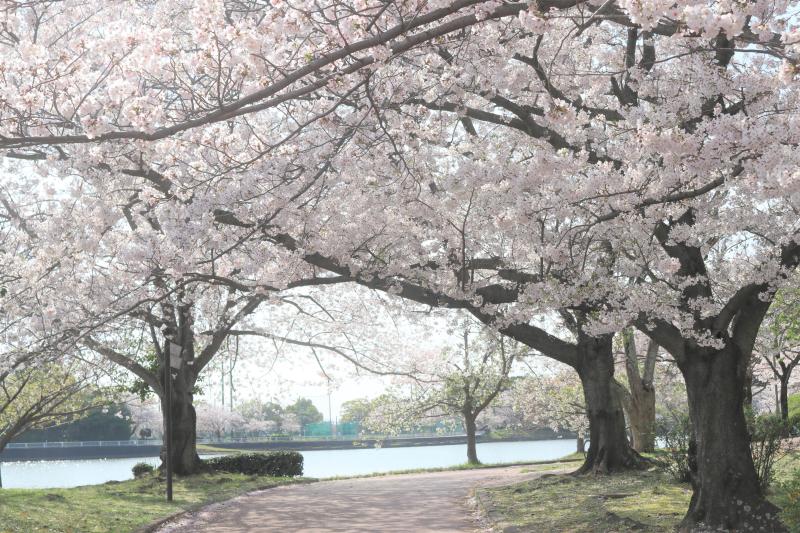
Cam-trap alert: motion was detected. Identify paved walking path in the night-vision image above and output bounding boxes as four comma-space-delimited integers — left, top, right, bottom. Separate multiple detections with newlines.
156, 466, 556, 532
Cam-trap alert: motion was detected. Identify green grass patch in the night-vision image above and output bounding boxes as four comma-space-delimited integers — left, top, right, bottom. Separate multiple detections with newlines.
480, 450, 800, 533
478, 469, 691, 532
789, 393, 800, 419
0, 471, 303, 533
197, 443, 236, 454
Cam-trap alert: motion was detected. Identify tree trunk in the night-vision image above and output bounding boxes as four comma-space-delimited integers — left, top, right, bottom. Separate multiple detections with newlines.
679, 343, 786, 532
464, 413, 480, 465
743, 357, 754, 409
628, 387, 656, 453
575, 334, 646, 474
576, 435, 585, 454
620, 330, 658, 453
779, 376, 789, 422
159, 367, 201, 476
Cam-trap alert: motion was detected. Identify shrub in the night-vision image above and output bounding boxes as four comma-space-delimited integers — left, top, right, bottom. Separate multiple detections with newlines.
748, 413, 787, 491
205, 451, 303, 477
659, 413, 692, 483
132, 462, 155, 478
787, 411, 800, 437
776, 468, 800, 530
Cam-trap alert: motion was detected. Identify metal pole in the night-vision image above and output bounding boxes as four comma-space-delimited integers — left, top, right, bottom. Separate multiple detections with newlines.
327, 379, 333, 437
165, 348, 173, 502
230, 337, 237, 409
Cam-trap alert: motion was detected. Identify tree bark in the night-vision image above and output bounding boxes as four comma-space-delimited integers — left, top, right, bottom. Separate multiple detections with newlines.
628, 390, 655, 452
620, 330, 658, 453
576, 435, 585, 453
464, 413, 480, 465
159, 365, 201, 476
617, 383, 656, 453
743, 357, 754, 409
575, 334, 646, 474
678, 343, 786, 532
779, 376, 790, 422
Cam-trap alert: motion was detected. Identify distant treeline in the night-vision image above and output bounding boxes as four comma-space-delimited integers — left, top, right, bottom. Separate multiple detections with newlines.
12, 405, 134, 443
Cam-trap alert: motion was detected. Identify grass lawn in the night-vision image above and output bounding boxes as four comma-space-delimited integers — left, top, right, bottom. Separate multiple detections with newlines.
478, 450, 800, 532
0, 471, 303, 533
320, 454, 585, 481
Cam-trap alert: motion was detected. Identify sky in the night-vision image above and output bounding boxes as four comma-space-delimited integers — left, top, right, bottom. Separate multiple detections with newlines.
192, 282, 567, 421
194, 285, 462, 420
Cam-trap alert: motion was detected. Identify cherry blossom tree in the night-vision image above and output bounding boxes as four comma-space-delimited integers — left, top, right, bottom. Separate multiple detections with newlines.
280, 412, 301, 435
196, 402, 245, 440
0, 0, 646, 479
365, 318, 524, 464
2, 1, 800, 529
126, 395, 163, 440
512, 361, 589, 453
83, 283, 268, 474
240, 418, 277, 437
755, 286, 800, 422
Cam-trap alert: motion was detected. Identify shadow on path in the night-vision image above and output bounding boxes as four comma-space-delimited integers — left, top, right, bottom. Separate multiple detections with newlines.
156, 466, 557, 532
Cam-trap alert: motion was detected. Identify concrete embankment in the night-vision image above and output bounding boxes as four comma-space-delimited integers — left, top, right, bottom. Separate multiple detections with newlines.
0, 436, 478, 462
0, 444, 162, 462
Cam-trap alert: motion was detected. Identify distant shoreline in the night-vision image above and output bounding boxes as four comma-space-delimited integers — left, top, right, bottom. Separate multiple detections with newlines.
0, 434, 575, 463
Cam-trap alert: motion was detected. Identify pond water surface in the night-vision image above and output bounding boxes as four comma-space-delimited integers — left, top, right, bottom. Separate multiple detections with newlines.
0, 438, 576, 489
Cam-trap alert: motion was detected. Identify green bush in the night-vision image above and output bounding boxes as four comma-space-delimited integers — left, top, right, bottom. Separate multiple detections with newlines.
748, 413, 787, 491
659, 413, 692, 483
131, 462, 155, 478
205, 451, 303, 477
789, 393, 800, 419
788, 412, 800, 437
776, 468, 800, 530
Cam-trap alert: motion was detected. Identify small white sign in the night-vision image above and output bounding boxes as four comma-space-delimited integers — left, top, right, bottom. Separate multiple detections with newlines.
169, 342, 183, 369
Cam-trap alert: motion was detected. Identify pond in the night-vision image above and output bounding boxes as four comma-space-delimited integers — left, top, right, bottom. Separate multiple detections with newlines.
0, 439, 576, 489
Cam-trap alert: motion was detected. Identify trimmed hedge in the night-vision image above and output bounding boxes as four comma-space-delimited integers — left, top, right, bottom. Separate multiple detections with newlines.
205, 451, 303, 477
132, 462, 155, 478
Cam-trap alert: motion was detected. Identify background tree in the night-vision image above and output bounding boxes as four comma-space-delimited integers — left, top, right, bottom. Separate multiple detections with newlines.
237, 399, 285, 433
755, 287, 800, 422
15, 403, 134, 442
195, 403, 245, 441
513, 362, 589, 453
366, 320, 523, 464
0, 358, 100, 454
284, 398, 323, 430
339, 398, 373, 425
615, 328, 659, 453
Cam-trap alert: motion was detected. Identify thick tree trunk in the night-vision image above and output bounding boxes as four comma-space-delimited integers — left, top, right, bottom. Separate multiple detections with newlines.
679, 344, 786, 532
159, 367, 201, 476
576, 435, 585, 454
464, 413, 480, 465
575, 334, 646, 474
